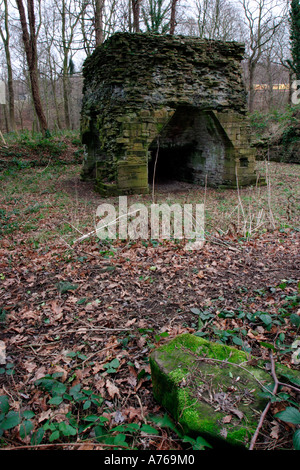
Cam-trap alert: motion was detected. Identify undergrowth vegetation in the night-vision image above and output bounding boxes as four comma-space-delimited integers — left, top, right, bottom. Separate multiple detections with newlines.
249, 106, 298, 142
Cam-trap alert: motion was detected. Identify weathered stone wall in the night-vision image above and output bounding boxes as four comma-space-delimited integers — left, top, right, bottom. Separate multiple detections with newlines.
80, 32, 258, 195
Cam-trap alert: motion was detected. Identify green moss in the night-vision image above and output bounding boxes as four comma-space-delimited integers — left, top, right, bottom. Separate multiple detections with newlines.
177, 388, 251, 447
156, 333, 248, 363
150, 334, 273, 448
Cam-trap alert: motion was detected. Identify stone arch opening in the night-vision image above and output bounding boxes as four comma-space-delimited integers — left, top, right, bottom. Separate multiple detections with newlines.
148, 106, 234, 187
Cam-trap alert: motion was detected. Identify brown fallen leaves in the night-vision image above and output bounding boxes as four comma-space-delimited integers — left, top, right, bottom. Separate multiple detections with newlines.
0, 229, 298, 449
0, 158, 299, 450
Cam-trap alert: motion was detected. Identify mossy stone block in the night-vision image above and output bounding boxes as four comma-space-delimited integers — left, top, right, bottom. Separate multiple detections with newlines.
150, 334, 272, 449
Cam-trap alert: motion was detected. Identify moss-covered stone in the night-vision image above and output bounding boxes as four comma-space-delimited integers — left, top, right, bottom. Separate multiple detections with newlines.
150, 334, 277, 449
80, 33, 259, 195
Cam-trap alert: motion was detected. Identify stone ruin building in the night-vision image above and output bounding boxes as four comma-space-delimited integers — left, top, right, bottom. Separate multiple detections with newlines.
80, 33, 258, 195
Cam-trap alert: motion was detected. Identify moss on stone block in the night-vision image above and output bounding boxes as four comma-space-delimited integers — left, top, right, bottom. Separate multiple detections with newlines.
94, 180, 121, 197
150, 334, 273, 449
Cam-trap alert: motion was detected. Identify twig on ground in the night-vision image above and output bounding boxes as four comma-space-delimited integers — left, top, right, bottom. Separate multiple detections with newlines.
136, 393, 147, 424
1, 442, 129, 450
188, 352, 275, 396
249, 351, 279, 450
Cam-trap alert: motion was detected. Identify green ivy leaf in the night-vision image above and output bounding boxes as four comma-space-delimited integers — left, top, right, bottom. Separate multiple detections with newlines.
112, 423, 140, 434
112, 432, 128, 447
290, 314, 300, 327
53, 381, 67, 395
31, 427, 45, 445
259, 341, 276, 351
83, 415, 101, 422
148, 413, 182, 436
56, 282, 78, 294
275, 406, 300, 425
83, 400, 91, 410
94, 424, 109, 442
69, 383, 84, 401
232, 336, 243, 346
49, 430, 60, 442
140, 424, 159, 435
183, 435, 212, 450
293, 429, 300, 450
279, 373, 300, 387
22, 410, 35, 419
1, 410, 21, 430
190, 308, 201, 315
104, 358, 120, 373
49, 396, 63, 405
20, 420, 34, 439
0, 395, 10, 414
58, 421, 77, 436
259, 313, 273, 326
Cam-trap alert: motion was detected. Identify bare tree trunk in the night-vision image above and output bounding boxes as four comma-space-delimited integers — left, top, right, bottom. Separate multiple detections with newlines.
0, 0, 16, 131
266, 55, 273, 110
288, 69, 293, 105
55, 0, 87, 129
16, 0, 48, 135
62, 60, 71, 129
241, 0, 286, 113
51, 74, 63, 130
248, 61, 256, 113
43, 18, 63, 130
95, 0, 105, 45
2, 103, 9, 133
170, 0, 179, 34
6, 53, 15, 131
61, 0, 71, 129
132, 0, 141, 32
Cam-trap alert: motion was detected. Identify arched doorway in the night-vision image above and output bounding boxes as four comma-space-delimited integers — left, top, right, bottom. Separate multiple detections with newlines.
148, 106, 234, 187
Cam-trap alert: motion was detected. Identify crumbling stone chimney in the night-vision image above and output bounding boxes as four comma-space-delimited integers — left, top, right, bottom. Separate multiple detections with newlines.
80, 33, 258, 195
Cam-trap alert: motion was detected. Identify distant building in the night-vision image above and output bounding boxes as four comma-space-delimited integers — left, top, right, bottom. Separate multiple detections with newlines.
254, 83, 290, 91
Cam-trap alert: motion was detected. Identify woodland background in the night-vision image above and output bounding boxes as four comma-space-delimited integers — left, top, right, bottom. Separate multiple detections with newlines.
0, 0, 298, 134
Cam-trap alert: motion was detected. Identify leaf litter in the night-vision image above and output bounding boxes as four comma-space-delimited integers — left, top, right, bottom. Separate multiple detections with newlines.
0, 158, 299, 450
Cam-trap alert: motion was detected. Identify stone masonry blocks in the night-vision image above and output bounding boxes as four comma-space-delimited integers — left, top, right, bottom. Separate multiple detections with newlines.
80, 33, 258, 195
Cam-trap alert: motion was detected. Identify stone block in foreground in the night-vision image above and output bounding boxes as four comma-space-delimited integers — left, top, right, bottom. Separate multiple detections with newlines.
150, 334, 272, 449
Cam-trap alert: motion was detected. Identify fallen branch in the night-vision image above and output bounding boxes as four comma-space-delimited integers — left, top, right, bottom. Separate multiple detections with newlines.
189, 354, 273, 396
1, 441, 129, 450
249, 351, 279, 450
277, 381, 300, 394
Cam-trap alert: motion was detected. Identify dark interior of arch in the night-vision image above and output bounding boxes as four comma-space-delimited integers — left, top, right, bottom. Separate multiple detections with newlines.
148, 106, 234, 187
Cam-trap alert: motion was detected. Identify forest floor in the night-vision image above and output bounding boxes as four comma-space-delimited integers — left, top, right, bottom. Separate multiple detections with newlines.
0, 140, 299, 452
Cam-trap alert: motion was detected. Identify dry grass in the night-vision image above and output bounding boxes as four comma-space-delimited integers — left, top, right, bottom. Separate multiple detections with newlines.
0, 160, 299, 249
